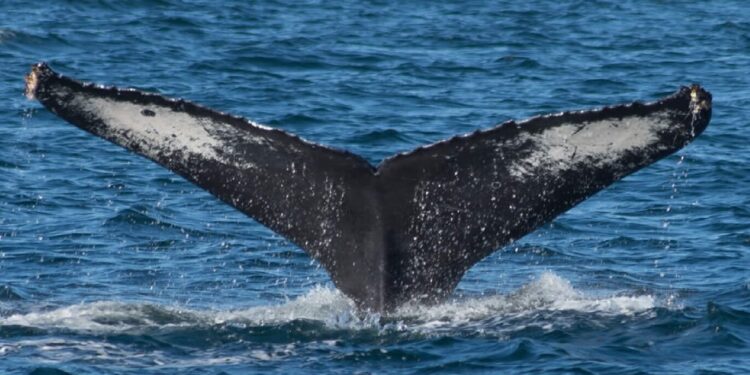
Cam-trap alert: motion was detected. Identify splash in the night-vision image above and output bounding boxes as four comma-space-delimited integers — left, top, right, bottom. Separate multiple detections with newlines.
1, 273, 655, 336
212, 285, 369, 328
392, 272, 654, 333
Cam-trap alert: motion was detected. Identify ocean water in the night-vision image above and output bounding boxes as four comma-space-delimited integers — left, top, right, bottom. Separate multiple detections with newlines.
1, 0, 749, 373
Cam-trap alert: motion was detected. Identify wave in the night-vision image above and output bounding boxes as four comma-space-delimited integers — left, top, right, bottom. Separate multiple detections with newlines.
0, 285, 23, 301
0, 29, 15, 44
346, 129, 410, 144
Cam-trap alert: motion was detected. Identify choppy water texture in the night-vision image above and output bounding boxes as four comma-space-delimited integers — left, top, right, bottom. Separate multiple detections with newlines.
1, 1, 749, 374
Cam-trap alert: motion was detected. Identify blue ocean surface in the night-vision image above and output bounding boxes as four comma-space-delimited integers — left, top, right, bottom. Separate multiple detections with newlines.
1, 1, 749, 374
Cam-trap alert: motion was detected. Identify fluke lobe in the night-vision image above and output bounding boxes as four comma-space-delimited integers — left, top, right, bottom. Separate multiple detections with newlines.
25, 63, 712, 312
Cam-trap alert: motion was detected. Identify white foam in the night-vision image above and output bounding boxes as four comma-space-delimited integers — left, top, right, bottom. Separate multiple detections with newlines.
507, 112, 674, 179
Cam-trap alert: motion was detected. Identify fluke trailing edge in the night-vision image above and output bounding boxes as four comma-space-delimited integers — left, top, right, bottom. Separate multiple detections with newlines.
25, 63, 712, 312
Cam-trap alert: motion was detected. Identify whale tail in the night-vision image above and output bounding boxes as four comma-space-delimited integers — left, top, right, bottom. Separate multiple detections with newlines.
26, 63, 711, 312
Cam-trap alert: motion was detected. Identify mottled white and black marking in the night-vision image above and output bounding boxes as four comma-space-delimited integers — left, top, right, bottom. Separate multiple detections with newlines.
26, 63, 712, 312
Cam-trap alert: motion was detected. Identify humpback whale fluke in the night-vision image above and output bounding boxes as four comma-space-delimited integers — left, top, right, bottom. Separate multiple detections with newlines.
25, 63, 712, 312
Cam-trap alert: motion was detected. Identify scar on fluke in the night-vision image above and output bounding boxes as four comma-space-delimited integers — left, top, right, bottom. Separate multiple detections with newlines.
25, 62, 711, 312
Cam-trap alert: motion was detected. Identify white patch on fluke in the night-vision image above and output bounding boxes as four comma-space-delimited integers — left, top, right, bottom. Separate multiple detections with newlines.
80, 96, 224, 163
70, 95, 268, 170
508, 112, 674, 179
